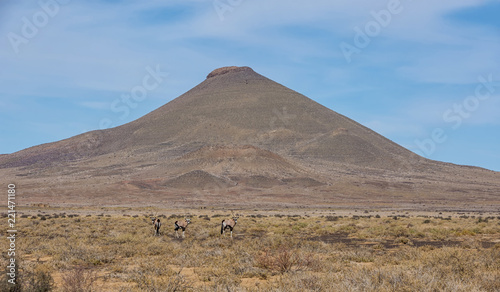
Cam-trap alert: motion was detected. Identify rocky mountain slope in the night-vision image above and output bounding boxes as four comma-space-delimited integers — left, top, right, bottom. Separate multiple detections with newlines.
1, 66, 498, 210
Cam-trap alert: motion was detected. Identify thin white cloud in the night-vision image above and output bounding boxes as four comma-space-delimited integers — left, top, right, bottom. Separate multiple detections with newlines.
397, 40, 500, 84
79, 101, 110, 110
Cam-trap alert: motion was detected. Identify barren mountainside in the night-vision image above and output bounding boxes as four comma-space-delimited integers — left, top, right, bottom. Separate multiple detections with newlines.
1, 66, 498, 210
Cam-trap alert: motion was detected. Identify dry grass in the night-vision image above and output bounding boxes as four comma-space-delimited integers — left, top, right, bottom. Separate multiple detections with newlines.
1, 209, 499, 291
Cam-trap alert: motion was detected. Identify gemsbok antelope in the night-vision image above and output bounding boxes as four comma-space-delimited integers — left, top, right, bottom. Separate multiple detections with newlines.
221, 217, 238, 238
174, 218, 191, 238
151, 217, 161, 236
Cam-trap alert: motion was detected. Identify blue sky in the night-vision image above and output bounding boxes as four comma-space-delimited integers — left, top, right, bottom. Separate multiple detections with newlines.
1, 0, 499, 171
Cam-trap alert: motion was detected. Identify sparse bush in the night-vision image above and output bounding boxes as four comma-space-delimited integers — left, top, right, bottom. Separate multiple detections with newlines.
198, 215, 210, 221
61, 266, 98, 292
343, 248, 375, 263
394, 237, 412, 245
5, 210, 500, 291
131, 261, 189, 292
478, 217, 488, 223
0, 263, 54, 292
255, 244, 318, 274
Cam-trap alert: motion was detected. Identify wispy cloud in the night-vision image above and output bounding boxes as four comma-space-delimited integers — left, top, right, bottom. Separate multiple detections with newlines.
78, 101, 110, 110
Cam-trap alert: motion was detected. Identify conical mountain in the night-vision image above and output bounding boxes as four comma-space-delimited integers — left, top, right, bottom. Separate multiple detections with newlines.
121, 65, 414, 167
0, 66, 413, 167
0, 66, 498, 209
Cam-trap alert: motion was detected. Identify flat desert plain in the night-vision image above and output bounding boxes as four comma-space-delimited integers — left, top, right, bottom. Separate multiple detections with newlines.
2, 207, 499, 291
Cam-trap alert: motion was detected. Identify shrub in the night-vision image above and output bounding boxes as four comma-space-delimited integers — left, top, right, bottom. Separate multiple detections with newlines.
0, 263, 54, 292
326, 216, 339, 221
131, 261, 189, 291
61, 266, 98, 292
255, 244, 317, 274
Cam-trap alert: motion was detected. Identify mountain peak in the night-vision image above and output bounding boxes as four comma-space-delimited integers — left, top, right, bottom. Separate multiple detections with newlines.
1, 63, 498, 209
206, 66, 255, 79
